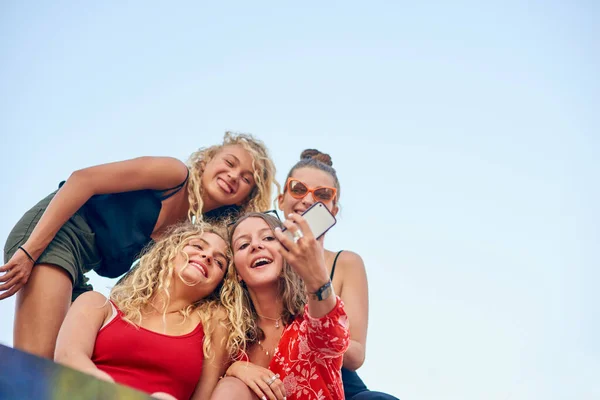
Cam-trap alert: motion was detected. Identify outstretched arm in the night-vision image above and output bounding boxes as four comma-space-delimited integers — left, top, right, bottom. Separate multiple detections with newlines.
54, 291, 114, 382
0, 156, 188, 300
23, 156, 187, 258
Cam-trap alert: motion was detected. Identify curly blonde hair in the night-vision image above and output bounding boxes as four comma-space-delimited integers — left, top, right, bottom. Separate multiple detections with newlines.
219, 213, 307, 360
186, 131, 279, 223
110, 221, 231, 357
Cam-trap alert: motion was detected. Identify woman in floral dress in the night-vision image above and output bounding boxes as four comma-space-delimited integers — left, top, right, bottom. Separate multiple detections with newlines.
212, 212, 349, 400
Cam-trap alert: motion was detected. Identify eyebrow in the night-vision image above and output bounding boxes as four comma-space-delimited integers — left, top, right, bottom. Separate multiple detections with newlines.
226, 154, 241, 163
197, 238, 227, 261
224, 153, 255, 178
232, 227, 272, 245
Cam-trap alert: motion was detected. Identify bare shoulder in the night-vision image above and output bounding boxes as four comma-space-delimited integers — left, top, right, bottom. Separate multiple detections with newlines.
211, 305, 228, 322
337, 250, 366, 272
211, 306, 229, 333
195, 304, 228, 328
135, 155, 186, 166
203, 305, 229, 343
138, 156, 188, 178
70, 291, 112, 318
76, 156, 189, 194
72, 291, 109, 307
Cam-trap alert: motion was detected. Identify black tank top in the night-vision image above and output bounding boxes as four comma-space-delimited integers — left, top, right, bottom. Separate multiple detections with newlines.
76, 171, 239, 278
330, 251, 370, 398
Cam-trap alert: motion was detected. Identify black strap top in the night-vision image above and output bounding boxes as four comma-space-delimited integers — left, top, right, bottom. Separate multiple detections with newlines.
80, 169, 241, 278
330, 250, 344, 280
78, 170, 190, 278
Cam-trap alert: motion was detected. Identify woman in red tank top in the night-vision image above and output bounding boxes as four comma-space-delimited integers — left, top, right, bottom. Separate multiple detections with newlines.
55, 221, 231, 400
212, 212, 350, 400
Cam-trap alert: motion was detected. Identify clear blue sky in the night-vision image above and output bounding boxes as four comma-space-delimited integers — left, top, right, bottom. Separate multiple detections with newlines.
1, 1, 598, 399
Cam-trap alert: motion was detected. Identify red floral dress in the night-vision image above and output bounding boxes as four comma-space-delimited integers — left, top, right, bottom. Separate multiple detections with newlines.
271, 297, 350, 400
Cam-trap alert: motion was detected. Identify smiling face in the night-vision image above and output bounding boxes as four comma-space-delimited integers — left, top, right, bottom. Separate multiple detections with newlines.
173, 232, 229, 301
201, 144, 257, 208
278, 167, 339, 217
231, 217, 284, 289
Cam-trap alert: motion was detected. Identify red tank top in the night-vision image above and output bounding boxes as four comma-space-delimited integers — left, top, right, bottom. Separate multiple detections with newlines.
91, 303, 204, 400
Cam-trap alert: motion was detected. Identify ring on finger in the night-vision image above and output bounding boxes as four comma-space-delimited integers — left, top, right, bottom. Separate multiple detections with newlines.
292, 229, 304, 243
265, 373, 280, 386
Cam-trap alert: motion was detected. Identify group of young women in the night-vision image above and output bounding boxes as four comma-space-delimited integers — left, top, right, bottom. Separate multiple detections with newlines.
1, 132, 398, 400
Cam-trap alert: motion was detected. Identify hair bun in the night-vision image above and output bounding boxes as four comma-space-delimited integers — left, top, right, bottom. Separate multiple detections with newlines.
300, 149, 333, 166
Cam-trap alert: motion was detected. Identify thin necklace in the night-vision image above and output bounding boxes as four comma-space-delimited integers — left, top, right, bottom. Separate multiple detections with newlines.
257, 313, 282, 328
257, 329, 284, 358
257, 340, 275, 357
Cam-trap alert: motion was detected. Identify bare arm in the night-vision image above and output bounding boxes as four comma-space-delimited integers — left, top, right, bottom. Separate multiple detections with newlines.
305, 284, 338, 319
54, 291, 113, 382
274, 214, 349, 360
23, 156, 188, 259
191, 309, 230, 400
336, 251, 369, 370
0, 156, 188, 300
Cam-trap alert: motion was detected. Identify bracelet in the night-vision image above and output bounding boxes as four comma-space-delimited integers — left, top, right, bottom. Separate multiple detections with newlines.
18, 246, 36, 264
309, 280, 333, 301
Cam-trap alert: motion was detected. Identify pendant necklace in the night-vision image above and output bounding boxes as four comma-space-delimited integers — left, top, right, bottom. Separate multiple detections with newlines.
257, 329, 284, 358
257, 313, 282, 329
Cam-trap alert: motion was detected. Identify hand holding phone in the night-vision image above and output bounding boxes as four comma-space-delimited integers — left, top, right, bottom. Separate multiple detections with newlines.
281, 202, 336, 243
276, 202, 336, 291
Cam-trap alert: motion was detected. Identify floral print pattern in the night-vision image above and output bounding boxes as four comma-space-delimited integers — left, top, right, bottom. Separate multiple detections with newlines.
271, 297, 350, 400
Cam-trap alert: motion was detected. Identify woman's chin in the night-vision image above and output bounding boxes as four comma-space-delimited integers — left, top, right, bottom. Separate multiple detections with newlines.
244, 275, 280, 289
178, 272, 204, 287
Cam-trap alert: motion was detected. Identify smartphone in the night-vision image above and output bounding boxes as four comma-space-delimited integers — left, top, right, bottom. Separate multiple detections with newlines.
282, 202, 337, 242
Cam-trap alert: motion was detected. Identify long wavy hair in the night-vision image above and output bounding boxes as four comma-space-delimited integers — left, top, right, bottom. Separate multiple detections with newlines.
186, 131, 279, 223
220, 213, 307, 360
110, 221, 230, 357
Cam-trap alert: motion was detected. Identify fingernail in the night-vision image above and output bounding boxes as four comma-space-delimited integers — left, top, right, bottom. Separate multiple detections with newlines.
288, 214, 294, 218
274, 227, 281, 231
262, 397, 267, 400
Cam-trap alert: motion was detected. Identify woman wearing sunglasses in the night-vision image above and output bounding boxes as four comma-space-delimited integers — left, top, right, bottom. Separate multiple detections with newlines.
277, 150, 398, 400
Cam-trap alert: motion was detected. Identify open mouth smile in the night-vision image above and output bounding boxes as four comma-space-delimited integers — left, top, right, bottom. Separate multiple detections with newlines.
251, 257, 273, 269
189, 261, 208, 278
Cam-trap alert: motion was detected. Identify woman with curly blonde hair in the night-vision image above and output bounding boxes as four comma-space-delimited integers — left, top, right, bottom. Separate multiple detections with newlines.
1, 131, 277, 359
55, 221, 231, 400
213, 212, 350, 400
